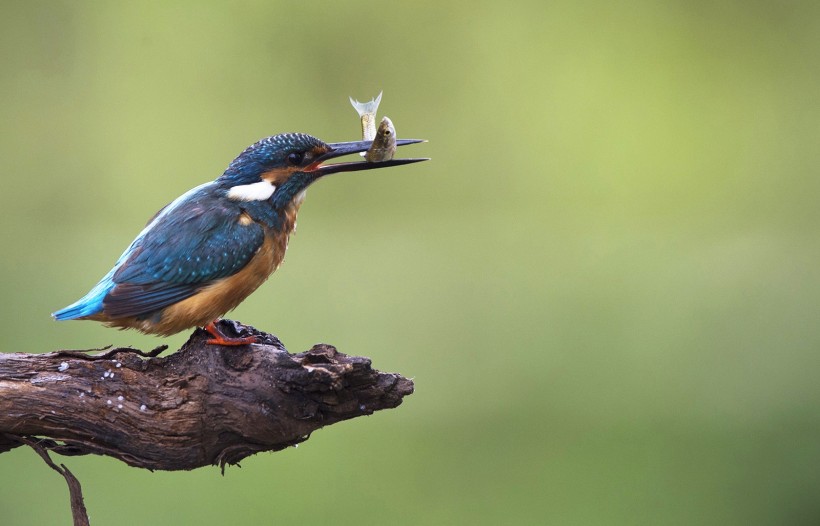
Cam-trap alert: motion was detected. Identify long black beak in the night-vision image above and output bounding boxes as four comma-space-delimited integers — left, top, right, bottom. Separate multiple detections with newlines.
309, 138, 428, 176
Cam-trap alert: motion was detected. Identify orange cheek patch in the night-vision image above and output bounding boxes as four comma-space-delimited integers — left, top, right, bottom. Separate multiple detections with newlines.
260, 167, 298, 185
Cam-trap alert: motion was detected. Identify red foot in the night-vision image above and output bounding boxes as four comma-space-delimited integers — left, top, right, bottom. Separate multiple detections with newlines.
204, 320, 258, 346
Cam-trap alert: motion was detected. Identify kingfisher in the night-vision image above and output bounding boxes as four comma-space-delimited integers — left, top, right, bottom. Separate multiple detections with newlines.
53, 133, 427, 345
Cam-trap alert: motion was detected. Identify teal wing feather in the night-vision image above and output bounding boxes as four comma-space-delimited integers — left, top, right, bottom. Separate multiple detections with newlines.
102, 196, 265, 318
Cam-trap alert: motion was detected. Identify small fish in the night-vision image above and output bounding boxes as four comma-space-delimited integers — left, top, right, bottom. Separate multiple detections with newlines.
349, 91, 383, 142
365, 116, 397, 162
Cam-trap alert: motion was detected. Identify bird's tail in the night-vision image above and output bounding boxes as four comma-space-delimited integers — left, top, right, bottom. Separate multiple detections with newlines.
52, 302, 97, 320
52, 281, 110, 320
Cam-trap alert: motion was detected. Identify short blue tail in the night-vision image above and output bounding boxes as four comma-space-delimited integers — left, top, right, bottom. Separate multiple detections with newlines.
52, 278, 113, 320
52, 301, 100, 320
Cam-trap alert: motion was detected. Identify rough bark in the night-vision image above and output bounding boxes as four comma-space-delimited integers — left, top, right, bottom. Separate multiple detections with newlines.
0, 320, 413, 471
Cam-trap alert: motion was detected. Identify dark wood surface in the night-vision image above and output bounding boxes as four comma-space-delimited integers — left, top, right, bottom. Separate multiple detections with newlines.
0, 320, 413, 471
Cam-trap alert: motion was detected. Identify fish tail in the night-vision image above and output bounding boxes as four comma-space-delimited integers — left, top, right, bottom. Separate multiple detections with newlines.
348, 90, 383, 118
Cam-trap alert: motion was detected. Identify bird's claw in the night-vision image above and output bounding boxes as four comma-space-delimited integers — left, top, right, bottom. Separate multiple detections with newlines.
205, 335, 258, 346
204, 320, 258, 346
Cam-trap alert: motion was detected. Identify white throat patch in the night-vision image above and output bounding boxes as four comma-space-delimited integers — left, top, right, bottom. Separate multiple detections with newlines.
227, 180, 276, 201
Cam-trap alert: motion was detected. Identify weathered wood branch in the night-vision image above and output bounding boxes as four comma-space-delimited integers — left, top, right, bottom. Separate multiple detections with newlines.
8, 435, 90, 526
0, 320, 413, 471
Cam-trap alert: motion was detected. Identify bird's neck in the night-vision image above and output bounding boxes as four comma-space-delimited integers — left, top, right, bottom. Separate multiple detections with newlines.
240, 191, 306, 235
252, 194, 305, 272
275, 190, 306, 236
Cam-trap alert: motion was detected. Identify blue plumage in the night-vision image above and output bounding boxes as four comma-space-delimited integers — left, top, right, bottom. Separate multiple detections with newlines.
52, 271, 114, 320
53, 181, 266, 322
53, 131, 427, 343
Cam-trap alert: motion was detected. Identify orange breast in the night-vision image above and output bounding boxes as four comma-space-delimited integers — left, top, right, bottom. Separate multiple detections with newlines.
151, 234, 281, 335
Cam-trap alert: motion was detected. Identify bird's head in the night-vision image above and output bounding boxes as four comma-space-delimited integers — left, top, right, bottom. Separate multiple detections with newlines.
218, 132, 426, 209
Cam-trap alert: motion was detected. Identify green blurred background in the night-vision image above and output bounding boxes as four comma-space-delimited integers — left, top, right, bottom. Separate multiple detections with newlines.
2, 1, 820, 524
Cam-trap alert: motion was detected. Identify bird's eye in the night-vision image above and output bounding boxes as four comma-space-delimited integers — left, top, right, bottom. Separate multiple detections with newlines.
287, 152, 304, 165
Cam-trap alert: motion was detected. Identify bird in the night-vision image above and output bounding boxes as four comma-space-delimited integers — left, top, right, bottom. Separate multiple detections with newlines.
53, 132, 427, 345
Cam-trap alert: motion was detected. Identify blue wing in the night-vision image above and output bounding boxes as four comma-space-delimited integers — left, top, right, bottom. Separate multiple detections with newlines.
54, 183, 265, 320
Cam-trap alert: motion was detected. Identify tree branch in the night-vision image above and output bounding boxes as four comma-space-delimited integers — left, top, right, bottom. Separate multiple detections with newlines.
0, 320, 413, 471
6, 435, 90, 526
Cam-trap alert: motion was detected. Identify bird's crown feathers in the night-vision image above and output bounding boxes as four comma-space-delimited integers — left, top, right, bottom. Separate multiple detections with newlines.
221, 133, 326, 182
